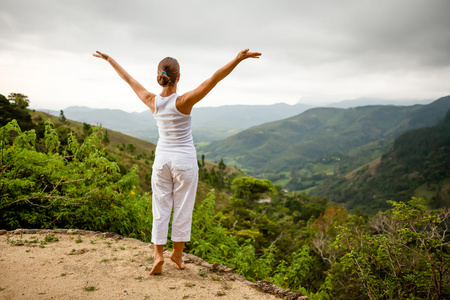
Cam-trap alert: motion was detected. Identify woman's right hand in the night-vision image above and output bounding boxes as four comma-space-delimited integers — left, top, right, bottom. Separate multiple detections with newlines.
93, 51, 110, 61
236, 49, 262, 61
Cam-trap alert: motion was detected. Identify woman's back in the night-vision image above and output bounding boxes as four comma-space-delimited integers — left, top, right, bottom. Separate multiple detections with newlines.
153, 93, 195, 157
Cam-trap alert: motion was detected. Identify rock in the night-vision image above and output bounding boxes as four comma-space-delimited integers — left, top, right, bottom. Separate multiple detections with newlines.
0, 230, 7, 235
102, 232, 123, 239
254, 281, 309, 300
211, 262, 234, 273
13, 229, 25, 235
184, 253, 206, 265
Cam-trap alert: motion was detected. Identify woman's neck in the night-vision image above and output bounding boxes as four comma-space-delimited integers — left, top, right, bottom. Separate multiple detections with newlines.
160, 84, 177, 97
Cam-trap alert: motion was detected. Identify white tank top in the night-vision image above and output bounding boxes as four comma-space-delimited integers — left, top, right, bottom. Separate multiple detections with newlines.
153, 93, 196, 157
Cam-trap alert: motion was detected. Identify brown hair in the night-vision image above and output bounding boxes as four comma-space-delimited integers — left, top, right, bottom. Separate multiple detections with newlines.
157, 57, 180, 87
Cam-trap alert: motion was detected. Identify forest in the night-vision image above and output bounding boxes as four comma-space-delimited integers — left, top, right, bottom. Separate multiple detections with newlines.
1, 93, 449, 299
314, 107, 450, 213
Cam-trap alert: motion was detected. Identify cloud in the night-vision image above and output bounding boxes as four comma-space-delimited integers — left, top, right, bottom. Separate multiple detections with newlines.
0, 0, 449, 112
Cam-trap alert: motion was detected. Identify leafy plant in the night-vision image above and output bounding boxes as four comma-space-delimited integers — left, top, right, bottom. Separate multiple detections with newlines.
0, 120, 152, 241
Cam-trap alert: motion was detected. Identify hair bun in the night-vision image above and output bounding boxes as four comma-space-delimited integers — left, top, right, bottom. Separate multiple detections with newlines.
157, 72, 171, 87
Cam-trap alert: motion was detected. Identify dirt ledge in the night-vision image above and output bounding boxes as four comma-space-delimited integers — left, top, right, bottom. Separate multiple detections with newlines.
0, 229, 308, 300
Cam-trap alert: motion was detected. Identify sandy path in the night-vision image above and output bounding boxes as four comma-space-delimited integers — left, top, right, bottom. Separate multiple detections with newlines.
0, 229, 281, 300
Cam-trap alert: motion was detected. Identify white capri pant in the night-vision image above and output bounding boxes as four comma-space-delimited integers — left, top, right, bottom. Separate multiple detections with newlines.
151, 155, 199, 245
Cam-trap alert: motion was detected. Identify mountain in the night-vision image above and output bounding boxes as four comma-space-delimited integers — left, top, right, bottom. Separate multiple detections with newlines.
198, 96, 450, 185
312, 107, 450, 213
41, 106, 160, 142
42, 103, 312, 143
326, 97, 432, 108
191, 102, 311, 142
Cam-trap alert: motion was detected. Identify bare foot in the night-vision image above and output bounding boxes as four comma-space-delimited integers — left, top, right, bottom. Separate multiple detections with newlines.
149, 258, 164, 275
169, 253, 186, 270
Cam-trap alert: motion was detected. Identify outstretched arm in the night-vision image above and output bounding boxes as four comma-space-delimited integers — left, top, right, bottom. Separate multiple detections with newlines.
93, 51, 156, 112
177, 49, 261, 114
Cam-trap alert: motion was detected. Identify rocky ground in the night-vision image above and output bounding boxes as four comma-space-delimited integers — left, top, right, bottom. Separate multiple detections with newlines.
0, 229, 307, 300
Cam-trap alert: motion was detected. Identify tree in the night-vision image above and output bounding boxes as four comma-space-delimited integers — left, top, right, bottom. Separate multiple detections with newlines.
127, 143, 136, 154
102, 130, 110, 145
0, 94, 33, 130
8, 93, 29, 109
59, 110, 67, 123
232, 177, 277, 208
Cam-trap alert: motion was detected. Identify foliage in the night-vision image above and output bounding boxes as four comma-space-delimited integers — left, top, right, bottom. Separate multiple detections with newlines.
330, 197, 450, 299
271, 245, 313, 291
314, 108, 450, 213
189, 190, 277, 281
0, 119, 152, 241
0, 93, 34, 131
198, 157, 236, 192
59, 110, 67, 124
8, 93, 30, 109
232, 177, 276, 206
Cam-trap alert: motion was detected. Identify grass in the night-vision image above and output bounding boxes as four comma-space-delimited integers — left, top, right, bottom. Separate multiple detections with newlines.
84, 286, 96, 292
44, 234, 58, 243
198, 269, 208, 278
6, 234, 59, 248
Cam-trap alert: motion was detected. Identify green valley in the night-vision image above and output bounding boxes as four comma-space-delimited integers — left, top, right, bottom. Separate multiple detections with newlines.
199, 96, 450, 194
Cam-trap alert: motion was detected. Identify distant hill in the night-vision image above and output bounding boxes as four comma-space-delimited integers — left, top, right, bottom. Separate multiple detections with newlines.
42, 103, 312, 143
326, 97, 432, 108
199, 96, 450, 187
312, 107, 450, 213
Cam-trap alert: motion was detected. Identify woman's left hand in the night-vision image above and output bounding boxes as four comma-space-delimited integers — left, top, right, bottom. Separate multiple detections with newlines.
236, 49, 262, 61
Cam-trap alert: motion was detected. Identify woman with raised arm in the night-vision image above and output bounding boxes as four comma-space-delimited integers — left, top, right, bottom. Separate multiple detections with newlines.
93, 49, 261, 275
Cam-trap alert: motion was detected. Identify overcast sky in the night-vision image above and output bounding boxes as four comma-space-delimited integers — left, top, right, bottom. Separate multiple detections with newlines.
1, 0, 449, 112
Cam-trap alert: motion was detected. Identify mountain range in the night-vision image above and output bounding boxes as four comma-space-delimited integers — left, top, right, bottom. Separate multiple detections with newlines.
39, 98, 430, 144
42, 103, 312, 143
200, 96, 450, 175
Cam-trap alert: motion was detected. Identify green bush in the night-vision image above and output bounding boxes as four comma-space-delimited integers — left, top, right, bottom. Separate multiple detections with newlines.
0, 120, 152, 241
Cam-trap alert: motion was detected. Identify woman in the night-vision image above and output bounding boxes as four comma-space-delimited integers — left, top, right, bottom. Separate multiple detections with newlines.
94, 48, 261, 275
